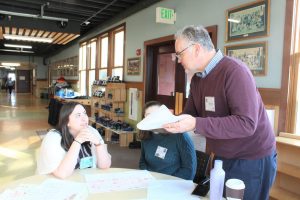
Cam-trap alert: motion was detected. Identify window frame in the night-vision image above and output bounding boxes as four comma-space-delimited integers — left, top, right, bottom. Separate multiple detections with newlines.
79, 24, 125, 96
285, 0, 300, 134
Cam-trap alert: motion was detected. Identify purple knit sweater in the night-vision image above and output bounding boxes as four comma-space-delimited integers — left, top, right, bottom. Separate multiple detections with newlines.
183, 56, 275, 159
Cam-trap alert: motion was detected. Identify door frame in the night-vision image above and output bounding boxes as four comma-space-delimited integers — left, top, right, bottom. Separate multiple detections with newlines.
143, 34, 174, 105
143, 25, 218, 110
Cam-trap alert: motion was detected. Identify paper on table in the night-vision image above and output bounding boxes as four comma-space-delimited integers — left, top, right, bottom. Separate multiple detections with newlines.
38, 178, 88, 200
137, 105, 185, 130
0, 179, 88, 200
85, 170, 155, 193
147, 180, 200, 200
0, 184, 37, 200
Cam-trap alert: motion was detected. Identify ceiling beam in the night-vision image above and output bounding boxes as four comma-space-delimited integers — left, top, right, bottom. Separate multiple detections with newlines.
49, 0, 122, 12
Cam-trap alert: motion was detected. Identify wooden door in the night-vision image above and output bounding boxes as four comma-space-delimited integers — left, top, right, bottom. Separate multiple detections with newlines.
145, 40, 186, 113
16, 70, 31, 93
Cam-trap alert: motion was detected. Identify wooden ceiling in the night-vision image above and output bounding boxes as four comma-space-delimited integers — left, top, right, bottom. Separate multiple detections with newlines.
0, 26, 80, 45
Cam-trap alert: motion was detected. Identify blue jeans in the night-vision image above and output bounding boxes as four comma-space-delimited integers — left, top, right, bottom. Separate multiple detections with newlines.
217, 151, 277, 200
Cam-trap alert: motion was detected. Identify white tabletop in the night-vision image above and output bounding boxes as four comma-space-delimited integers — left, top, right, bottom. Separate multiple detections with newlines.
0, 168, 209, 200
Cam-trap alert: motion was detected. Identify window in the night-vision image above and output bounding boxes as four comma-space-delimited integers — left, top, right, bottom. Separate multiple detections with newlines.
286, 0, 300, 134
79, 24, 125, 96
89, 70, 95, 96
87, 39, 97, 96
79, 70, 86, 95
79, 43, 87, 95
114, 30, 124, 67
113, 29, 124, 80
100, 36, 108, 80
90, 40, 96, 70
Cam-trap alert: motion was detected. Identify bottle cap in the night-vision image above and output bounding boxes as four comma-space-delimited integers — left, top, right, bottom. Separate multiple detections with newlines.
215, 160, 223, 168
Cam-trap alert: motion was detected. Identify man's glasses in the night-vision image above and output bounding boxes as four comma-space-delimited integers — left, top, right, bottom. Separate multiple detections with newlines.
175, 43, 195, 60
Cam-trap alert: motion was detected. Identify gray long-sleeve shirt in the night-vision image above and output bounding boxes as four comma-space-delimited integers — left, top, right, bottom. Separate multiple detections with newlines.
183, 56, 275, 159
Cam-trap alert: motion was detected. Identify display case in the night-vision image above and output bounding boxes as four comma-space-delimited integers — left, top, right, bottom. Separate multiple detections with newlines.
90, 82, 135, 147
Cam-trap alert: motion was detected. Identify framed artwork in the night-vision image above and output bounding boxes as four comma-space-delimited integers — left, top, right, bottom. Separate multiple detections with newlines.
127, 57, 141, 76
226, 0, 270, 41
224, 41, 268, 76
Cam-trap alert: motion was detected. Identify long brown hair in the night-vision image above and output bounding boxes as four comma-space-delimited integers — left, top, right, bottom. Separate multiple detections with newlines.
56, 102, 81, 151
139, 101, 162, 140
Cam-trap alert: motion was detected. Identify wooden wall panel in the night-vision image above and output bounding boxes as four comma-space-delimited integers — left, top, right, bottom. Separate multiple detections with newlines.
258, 88, 281, 105
125, 82, 144, 90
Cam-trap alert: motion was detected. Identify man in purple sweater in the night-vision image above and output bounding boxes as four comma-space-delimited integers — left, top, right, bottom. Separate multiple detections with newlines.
164, 25, 277, 200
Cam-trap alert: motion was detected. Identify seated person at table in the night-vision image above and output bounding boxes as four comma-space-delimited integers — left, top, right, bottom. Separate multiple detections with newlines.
37, 102, 111, 178
139, 101, 196, 180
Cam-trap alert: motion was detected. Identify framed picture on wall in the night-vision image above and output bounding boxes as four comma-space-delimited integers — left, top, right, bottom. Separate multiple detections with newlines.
224, 41, 268, 76
226, 0, 270, 42
127, 57, 141, 76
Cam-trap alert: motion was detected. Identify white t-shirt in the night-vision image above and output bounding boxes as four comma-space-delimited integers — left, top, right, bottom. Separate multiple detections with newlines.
36, 126, 104, 175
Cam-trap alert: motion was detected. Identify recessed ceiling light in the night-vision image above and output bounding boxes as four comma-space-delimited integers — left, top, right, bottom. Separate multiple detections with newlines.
1, 62, 21, 66
3, 34, 53, 43
4, 44, 32, 49
0, 49, 34, 53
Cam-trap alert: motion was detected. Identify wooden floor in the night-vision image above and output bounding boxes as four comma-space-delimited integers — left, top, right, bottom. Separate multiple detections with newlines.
0, 91, 51, 185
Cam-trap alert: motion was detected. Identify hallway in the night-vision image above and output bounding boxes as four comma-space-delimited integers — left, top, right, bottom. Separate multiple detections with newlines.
0, 92, 50, 185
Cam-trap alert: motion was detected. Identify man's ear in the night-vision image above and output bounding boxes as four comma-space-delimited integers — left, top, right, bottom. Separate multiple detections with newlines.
194, 43, 201, 56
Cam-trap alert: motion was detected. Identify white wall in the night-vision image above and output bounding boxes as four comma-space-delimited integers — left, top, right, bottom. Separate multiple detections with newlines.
125, 0, 285, 88
48, 0, 286, 88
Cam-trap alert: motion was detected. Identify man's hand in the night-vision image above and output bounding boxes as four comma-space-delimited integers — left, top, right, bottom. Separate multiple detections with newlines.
163, 114, 196, 133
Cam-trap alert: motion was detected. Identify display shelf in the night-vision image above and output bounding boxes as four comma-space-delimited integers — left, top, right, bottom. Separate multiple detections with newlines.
270, 186, 299, 200
90, 82, 132, 147
277, 162, 300, 180
89, 117, 135, 147
270, 135, 300, 199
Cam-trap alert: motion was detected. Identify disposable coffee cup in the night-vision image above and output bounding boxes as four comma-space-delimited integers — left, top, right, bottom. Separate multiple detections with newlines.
225, 179, 245, 200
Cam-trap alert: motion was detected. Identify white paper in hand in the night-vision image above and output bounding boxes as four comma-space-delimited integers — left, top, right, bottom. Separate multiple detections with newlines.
137, 105, 185, 130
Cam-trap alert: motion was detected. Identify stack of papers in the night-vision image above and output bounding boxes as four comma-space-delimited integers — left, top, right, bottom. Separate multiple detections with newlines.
137, 105, 185, 130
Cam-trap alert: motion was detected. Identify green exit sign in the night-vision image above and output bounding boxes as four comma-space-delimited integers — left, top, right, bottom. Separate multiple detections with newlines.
156, 7, 176, 24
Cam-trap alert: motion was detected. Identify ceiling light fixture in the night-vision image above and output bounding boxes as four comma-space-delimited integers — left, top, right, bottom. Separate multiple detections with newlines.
82, 21, 90, 26
0, 6, 68, 22
3, 34, 53, 43
1, 62, 21, 66
4, 44, 32, 49
0, 49, 34, 53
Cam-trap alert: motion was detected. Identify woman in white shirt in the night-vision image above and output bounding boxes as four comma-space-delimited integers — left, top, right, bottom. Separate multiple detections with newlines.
37, 102, 111, 178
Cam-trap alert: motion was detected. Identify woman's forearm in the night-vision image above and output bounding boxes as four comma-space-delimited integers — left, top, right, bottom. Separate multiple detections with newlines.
95, 144, 111, 168
52, 141, 81, 178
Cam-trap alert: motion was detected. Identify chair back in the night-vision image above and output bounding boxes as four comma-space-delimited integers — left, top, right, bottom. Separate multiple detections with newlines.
193, 150, 210, 184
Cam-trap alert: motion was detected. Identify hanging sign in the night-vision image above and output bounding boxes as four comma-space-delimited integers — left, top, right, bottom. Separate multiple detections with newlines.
156, 7, 176, 24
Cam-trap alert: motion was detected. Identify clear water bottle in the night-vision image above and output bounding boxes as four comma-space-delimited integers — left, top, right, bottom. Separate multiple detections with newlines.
210, 160, 225, 200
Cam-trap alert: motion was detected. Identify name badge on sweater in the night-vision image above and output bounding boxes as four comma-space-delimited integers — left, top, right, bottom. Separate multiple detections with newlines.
79, 156, 93, 169
155, 146, 168, 159
205, 96, 215, 112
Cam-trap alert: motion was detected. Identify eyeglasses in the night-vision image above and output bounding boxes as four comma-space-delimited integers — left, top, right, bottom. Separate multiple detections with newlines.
175, 43, 195, 60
